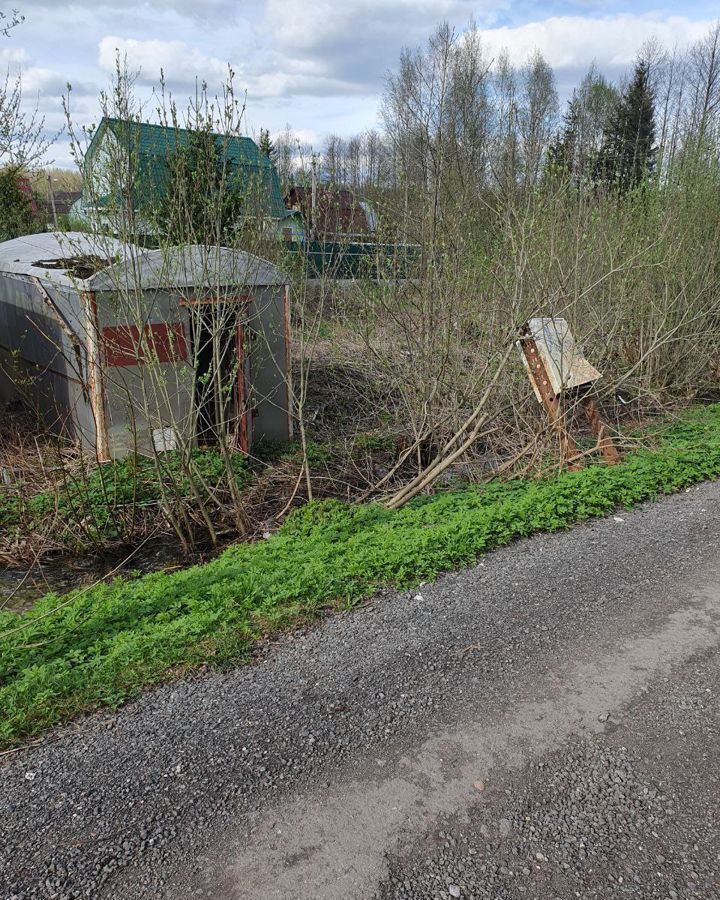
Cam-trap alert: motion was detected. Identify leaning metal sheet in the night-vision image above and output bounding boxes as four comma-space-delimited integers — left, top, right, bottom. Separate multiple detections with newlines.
521, 317, 601, 400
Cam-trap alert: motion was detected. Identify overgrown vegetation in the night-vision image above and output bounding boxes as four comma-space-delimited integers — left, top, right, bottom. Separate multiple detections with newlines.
0, 167, 42, 240
3, 19, 720, 747
1, 402, 718, 748
0, 449, 251, 550
5, 24, 720, 554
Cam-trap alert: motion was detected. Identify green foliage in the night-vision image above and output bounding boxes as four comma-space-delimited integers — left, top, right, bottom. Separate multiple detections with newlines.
352, 432, 395, 453
1, 403, 720, 747
596, 58, 656, 191
258, 128, 276, 163
0, 168, 40, 240
0, 450, 251, 544
155, 130, 246, 243
547, 70, 619, 185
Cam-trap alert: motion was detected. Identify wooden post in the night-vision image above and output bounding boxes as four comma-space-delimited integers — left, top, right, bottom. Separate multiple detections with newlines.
580, 394, 620, 465
518, 330, 583, 470
81, 290, 110, 462
47, 173, 58, 229
519, 318, 620, 470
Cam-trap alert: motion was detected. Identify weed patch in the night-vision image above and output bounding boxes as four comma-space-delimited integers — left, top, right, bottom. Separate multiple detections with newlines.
0, 450, 251, 546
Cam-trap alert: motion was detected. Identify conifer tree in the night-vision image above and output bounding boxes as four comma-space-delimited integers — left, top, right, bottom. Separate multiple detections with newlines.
547, 69, 618, 186
258, 128, 276, 162
547, 91, 580, 178
596, 59, 656, 191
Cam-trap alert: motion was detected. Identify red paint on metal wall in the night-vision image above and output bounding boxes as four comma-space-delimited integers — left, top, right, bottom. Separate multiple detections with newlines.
103, 323, 188, 367
149, 323, 188, 364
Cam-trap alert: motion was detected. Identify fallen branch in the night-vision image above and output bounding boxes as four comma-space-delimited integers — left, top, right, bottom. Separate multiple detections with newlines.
385, 342, 514, 509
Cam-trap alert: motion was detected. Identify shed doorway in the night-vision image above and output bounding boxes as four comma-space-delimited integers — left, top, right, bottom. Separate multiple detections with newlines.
190, 303, 249, 452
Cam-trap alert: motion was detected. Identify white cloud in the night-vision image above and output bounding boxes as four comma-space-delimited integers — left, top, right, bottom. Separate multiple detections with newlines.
92, 12, 720, 132
265, 0, 483, 52
98, 35, 230, 85
98, 35, 366, 98
263, 0, 508, 89
16, 0, 239, 20
22, 67, 98, 98
0, 46, 30, 68
9, 4, 720, 169
477, 14, 714, 70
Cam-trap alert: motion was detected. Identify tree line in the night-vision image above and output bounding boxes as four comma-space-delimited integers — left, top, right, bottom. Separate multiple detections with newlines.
272, 22, 720, 204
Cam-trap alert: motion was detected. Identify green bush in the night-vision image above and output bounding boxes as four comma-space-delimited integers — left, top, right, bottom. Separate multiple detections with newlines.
1, 403, 719, 747
0, 168, 42, 241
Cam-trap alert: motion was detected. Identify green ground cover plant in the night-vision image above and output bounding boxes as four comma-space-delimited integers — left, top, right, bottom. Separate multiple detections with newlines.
1, 403, 719, 748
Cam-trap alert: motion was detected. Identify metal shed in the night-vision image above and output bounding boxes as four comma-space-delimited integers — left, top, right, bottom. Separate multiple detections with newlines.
0, 232, 291, 459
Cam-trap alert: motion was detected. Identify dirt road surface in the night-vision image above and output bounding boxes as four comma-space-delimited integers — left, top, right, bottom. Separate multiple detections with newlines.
2, 481, 720, 899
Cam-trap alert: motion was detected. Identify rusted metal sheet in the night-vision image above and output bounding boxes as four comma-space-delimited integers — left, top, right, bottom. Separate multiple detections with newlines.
518, 318, 619, 469
581, 395, 621, 465
103, 323, 188, 367
518, 328, 582, 469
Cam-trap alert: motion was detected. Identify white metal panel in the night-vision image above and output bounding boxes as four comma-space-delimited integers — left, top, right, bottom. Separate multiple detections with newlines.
522, 317, 601, 400
0, 232, 127, 288
88, 245, 288, 290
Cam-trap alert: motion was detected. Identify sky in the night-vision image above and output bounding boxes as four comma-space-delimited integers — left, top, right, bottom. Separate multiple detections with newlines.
2, 0, 718, 168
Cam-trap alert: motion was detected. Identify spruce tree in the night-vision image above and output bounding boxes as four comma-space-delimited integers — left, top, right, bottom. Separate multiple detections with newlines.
547, 70, 619, 186
596, 59, 656, 191
547, 92, 580, 179
258, 128, 276, 162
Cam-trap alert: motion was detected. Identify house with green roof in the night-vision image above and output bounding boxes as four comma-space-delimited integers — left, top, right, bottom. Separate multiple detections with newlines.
71, 117, 286, 237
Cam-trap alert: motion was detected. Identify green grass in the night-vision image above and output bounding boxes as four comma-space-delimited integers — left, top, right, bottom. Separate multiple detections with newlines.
1, 403, 720, 748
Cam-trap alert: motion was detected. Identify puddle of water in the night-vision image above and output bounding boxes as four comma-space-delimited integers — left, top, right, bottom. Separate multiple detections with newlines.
0, 540, 191, 614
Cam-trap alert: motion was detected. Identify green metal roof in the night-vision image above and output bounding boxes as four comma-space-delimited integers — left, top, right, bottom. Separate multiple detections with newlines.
85, 117, 285, 220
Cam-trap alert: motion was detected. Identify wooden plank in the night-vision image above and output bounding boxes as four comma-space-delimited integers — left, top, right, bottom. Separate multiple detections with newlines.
581, 395, 621, 465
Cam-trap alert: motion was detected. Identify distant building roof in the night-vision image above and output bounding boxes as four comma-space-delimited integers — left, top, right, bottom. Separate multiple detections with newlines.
82, 117, 285, 222
46, 190, 82, 216
285, 186, 377, 239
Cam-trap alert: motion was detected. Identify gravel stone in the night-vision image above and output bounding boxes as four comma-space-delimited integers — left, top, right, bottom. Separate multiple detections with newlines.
2, 482, 720, 899
375, 652, 720, 900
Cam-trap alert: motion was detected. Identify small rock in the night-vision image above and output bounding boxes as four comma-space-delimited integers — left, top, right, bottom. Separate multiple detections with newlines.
449, 887, 461, 898
473, 781, 485, 793
597, 713, 609, 723
498, 818, 511, 836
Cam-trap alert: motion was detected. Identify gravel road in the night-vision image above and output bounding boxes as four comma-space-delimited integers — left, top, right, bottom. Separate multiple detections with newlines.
2, 482, 720, 900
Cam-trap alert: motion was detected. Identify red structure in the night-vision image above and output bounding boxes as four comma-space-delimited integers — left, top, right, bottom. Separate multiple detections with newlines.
285, 186, 376, 240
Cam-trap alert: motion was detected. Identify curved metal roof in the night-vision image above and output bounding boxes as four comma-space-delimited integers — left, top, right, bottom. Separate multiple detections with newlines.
87, 118, 286, 221
0, 232, 288, 289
